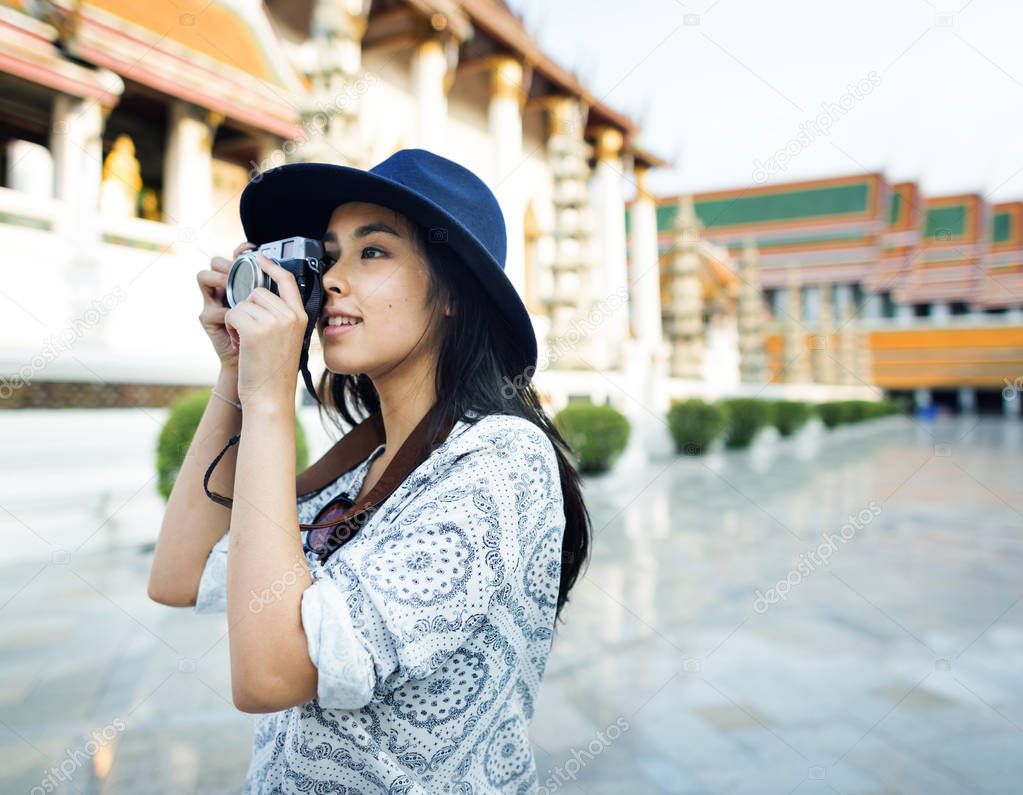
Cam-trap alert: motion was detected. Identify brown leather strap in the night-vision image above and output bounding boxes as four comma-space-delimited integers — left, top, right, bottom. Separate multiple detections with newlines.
295, 410, 386, 499
296, 404, 459, 559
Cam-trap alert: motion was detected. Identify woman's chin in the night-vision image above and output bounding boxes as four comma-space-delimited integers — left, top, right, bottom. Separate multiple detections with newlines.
323, 362, 358, 376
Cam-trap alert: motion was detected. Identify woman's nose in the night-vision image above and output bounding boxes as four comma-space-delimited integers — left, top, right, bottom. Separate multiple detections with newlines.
321, 261, 350, 295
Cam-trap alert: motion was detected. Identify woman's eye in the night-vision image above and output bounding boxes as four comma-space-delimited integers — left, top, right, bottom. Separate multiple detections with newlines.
361, 246, 386, 259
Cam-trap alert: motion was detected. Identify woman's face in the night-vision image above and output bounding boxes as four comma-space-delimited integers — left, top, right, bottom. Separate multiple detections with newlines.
316, 202, 445, 379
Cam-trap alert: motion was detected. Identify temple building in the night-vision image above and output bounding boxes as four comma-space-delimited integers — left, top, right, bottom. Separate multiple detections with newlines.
0, 0, 667, 414
630, 174, 1023, 416
3, 0, 1014, 438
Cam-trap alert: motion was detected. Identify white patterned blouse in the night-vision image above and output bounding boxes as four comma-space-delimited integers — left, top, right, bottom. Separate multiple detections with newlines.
194, 411, 566, 794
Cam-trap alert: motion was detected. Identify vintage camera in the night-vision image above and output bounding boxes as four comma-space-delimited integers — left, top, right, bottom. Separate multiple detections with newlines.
222, 237, 331, 309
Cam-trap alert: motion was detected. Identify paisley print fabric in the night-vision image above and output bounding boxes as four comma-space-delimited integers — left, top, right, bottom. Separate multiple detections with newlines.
194, 411, 565, 793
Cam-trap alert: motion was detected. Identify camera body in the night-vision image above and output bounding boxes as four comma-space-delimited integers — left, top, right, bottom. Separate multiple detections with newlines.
222, 237, 331, 309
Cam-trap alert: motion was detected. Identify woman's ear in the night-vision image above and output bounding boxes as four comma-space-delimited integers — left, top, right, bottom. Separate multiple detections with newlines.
444, 299, 455, 317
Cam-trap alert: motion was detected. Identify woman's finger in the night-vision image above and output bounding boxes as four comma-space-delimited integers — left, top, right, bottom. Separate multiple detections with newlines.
197, 269, 227, 303
255, 255, 305, 314
233, 241, 258, 259
201, 305, 227, 325
247, 286, 300, 323
209, 256, 233, 274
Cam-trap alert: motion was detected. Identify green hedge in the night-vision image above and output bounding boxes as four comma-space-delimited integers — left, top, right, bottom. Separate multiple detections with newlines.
817, 398, 898, 428
816, 401, 847, 428
554, 401, 630, 474
719, 398, 773, 448
771, 400, 812, 437
156, 388, 309, 501
667, 399, 730, 454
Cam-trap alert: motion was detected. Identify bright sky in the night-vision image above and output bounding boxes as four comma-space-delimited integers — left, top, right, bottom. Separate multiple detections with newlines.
508, 0, 1023, 203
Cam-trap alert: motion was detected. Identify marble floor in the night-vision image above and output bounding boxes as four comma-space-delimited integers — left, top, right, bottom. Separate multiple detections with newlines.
0, 414, 1020, 794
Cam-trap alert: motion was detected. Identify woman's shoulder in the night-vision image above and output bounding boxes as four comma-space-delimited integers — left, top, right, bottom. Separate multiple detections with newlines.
445, 411, 557, 466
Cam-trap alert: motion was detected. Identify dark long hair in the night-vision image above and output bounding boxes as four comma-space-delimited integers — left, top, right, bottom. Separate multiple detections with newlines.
313, 220, 591, 627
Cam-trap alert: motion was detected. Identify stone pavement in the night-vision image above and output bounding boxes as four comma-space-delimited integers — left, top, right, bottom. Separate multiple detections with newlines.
0, 415, 1020, 794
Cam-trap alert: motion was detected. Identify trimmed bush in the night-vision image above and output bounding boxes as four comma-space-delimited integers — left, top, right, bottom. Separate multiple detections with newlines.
667, 399, 730, 454
816, 399, 898, 428
719, 398, 773, 448
844, 400, 875, 423
156, 388, 309, 501
554, 401, 630, 474
816, 401, 847, 428
771, 400, 812, 437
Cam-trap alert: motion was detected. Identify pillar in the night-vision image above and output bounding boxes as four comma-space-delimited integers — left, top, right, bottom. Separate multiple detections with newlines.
544, 97, 592, 370
782, 267, 811, 383
837, 298, 860, 386
489, 55, 526, 297
301, 0, 370, 165
958, 387, 976, 413
51, 93, 107, 341
737, 238, 767, 383
6, 140, 53, 199
163, 101, 217, 248
813, 283, 837, 384
412, 37, 449, 152
591, 125, 630, 370
628, 165, 663, 353
862, 291, 882, 322
666, 196, 703, 380
1004, 387, 1022, 417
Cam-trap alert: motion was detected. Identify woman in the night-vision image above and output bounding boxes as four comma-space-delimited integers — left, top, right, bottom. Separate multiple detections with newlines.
148, 149, 591, 793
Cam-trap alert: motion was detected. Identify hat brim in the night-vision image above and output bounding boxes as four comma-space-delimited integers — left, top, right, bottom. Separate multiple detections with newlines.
239, 162, 537, 370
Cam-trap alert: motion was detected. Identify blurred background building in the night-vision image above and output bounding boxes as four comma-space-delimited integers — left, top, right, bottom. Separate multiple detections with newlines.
0, 0, 1019, 558
635, 175, 1023, 417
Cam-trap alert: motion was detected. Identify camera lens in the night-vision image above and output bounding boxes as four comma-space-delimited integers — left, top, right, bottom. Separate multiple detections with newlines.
226, 253, 267, 306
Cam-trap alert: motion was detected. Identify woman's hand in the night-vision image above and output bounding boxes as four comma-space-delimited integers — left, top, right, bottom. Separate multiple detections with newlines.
197, 241, 257, 373
224, 255, 308, 412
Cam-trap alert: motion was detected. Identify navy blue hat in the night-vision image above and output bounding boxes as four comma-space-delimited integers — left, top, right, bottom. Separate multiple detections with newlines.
239, 148, 537, 371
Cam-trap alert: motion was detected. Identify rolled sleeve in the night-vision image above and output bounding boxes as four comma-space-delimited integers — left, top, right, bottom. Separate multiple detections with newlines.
300, 569, 377, 709
194, 531, 229, 614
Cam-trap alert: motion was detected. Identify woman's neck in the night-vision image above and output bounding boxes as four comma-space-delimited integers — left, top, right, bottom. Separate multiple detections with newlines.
369, 356, 439, 459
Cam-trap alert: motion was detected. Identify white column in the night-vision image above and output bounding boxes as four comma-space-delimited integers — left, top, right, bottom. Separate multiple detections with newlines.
6, 140, 53, 198
412, 37, 448, 152
592, 126, 629, 370
629, 165, 663, 351
1005, 387, 1022, 417
834, 284, 853, 318
51, 93, 106, 340
489, 55, 525, 298
931, 302, 951, 322
163, 101, 216, 249
862, 291, 882, 321
957, 387, 976, 413
804, 284, 821, 326
51, 94, 104, 225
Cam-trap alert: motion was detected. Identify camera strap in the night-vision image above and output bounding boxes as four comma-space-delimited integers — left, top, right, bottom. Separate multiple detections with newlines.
297, 273, 324, 407
203, 268, 326, 510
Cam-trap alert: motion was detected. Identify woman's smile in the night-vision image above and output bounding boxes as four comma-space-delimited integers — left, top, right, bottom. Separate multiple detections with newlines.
322, 316, 362, 338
